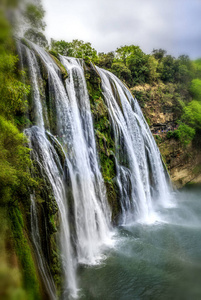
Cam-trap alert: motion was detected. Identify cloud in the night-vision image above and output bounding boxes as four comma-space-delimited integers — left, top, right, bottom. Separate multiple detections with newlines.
43, 0, 201, 58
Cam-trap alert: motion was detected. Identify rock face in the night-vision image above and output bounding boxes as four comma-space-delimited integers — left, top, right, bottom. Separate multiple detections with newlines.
131, 83, 201, 188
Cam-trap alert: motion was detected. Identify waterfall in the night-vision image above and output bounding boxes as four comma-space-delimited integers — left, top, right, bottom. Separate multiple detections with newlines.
18, 39, 172, 298
25, 127, 77, 298
96, 67, 171, 224
59, 56, 112, 265
31, 43, 112, 264
20, 40, 112, 298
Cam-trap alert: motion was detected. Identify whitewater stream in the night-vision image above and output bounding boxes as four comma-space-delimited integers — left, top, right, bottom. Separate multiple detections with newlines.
78, 187, 201, 300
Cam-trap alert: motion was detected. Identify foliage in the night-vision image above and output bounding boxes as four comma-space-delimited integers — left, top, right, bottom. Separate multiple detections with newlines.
0, 4, 36, 206
182, 100, 201, 130
189, 79, 201, 100
111, 62, 132, 85
193, 58, 201, 78
24, 28, 48, 47
0, 6, 40, 298
23, 1, 47, 47
98, 51, 115, 69
0, 116, 36, 205
167, 123, 195, 146
51, 39, 99, 63
115, 45, 151, 85
152, 48, 167, 61
175, 55, 195, 83
9, 206, 40, 300
160, 55, 177, 82
23, 3, 46, 30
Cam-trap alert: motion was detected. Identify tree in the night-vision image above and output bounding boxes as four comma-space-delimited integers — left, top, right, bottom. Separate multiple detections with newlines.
24, 28, 48, 47
152, 49, 167, 61
50, 39, 70, 56
173, 55, 194, 84
182, 100, 201, 130
111, 62, 132, 85
115, 45, 150, 85
98, 51, 115, 69
189, 79, 201, 100
147, 55, 159, 82
51, 39, 99, 63
171, 123, 195, 146
160, 55, 177, 82
23, 1, 47, 47
193, 58, 201, 79
23, 3, 46, 30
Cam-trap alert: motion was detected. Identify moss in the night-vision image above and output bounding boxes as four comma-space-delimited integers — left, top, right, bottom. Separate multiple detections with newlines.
20, 38, 32, 50
49, 54, 68, 80
33, 163, 62, 292
85, 64, 121, 223
9, 206, 41, 300
49, 50, 58, 58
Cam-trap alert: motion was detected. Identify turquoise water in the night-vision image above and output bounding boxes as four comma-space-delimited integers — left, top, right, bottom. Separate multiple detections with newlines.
78, 188, 201, 300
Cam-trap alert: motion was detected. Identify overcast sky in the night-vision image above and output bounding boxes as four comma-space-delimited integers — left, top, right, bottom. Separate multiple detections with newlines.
43, 0, 201, 59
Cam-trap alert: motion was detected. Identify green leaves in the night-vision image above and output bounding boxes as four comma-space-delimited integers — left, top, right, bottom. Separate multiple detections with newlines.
183, 100, 201, 130
24, 3, 46, 30
173, 123, 195, 146
51, 39, 99, 63
189, 79, 201, 100
24, 29, 48, 48
23, 2, 47, 48
0, 9, 35, 206
0, 116, 34, 204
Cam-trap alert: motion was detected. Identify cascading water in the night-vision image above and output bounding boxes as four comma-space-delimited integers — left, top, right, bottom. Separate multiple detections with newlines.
16, 38, 201, 300
25, 127, 77, 298
96, 67, 171, 224
59, 56, 112, 265
24, 45, 45, 129
19, 42, 78, 297
18, 38, 172, 298
20, 40, 113, 298
31, 43, 112, 264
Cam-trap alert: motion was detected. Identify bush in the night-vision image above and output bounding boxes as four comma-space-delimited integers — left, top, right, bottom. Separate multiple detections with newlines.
173, 123, 195, 146
182, 100, 201, 130
189, 79, 201, 100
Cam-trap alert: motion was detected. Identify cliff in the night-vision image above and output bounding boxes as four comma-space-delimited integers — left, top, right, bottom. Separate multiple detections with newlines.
131, 83, 201, 188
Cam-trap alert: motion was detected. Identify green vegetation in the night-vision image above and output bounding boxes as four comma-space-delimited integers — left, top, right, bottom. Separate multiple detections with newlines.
9, 206, 40, 300
23, 2, 48, 47
51, 39, 98, 62
167, 123, 195, 147
1, 0, 201, 296
0, 4, 36, 207
189, 79, 201, 100
49, 38, 201, 148
0, 2, 44, 298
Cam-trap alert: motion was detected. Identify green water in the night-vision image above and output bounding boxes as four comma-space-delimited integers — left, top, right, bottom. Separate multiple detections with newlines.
78, 188, 201, 300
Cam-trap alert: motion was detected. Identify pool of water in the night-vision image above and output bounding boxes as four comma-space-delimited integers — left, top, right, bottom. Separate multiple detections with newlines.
78, 188, 201, 300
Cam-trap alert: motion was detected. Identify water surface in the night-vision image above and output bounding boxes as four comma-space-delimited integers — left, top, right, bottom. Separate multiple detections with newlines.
79, 188, 201, 300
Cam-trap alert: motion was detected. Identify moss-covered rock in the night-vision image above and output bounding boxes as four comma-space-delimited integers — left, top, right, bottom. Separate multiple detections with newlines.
33, 166, 62, 292
49, 53, 68, 81
9, 205, 41, 300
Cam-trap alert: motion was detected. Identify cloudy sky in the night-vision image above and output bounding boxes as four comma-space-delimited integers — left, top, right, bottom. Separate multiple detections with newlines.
43, 0, 201, 59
